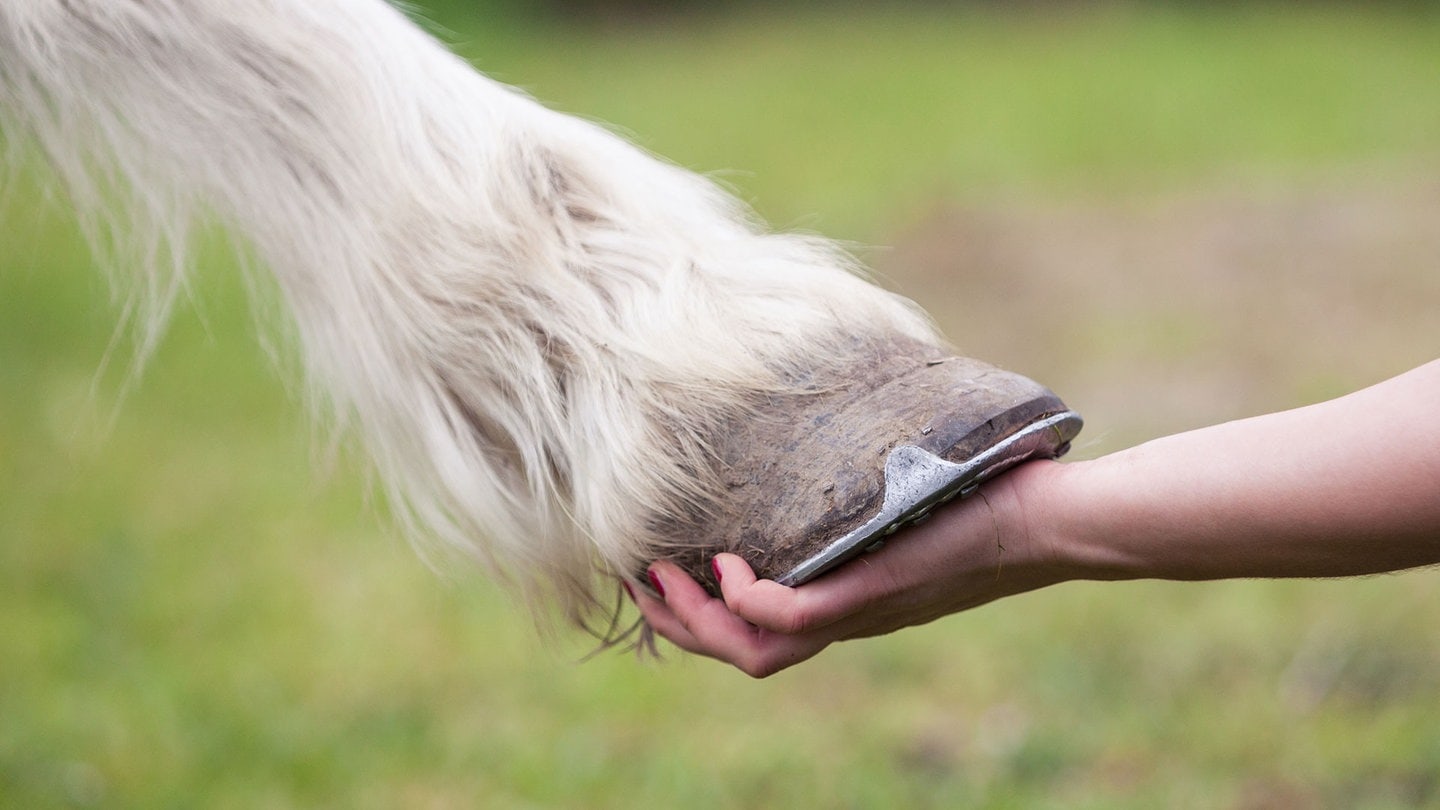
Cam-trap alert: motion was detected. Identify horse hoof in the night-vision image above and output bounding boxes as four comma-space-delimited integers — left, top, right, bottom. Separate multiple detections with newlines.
647, 338, 1081, 594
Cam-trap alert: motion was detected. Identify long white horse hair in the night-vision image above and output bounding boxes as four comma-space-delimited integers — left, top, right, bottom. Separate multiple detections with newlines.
0, 0, 946, 639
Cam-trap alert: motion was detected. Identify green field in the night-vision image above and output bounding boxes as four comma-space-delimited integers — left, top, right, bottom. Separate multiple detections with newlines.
3, 4, 1439, 807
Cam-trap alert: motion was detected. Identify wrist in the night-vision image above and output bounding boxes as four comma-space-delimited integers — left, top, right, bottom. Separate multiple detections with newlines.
1015, 455, 1148, 583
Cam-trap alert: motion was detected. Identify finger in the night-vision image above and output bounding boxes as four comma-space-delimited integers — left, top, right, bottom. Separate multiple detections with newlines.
648, 561, 832, 677
649, 560, 764, 647
630, 581, 708, 655
709, 553, 829, 635
711, 546, 904, 637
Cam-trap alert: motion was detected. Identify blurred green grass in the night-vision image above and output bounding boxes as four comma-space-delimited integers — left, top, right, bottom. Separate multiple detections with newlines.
3, 4, 1439, 808
448, 3, 1440, 237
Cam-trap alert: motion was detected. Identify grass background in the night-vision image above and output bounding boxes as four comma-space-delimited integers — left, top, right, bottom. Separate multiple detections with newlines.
3, 3, 1439, 807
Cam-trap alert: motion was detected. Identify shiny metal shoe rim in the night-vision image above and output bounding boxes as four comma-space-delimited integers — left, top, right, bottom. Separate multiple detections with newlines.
775, 411, 1082, 587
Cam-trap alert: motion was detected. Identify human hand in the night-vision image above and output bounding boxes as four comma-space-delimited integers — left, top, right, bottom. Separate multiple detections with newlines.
632, 460, 1072, 677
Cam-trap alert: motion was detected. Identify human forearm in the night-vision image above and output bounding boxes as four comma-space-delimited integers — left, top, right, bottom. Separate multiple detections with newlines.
1046, 361, 1440, 582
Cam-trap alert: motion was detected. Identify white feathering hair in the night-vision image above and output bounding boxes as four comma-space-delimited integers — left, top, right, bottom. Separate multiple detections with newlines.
0, 0, 944, 639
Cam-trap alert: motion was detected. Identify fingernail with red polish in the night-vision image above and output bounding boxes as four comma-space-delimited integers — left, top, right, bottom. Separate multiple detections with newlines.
647, 569, 666, 598
711, 557, 724, 584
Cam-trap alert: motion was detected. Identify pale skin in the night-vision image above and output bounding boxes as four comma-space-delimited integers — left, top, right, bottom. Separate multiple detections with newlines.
634, 360, 1440, 678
